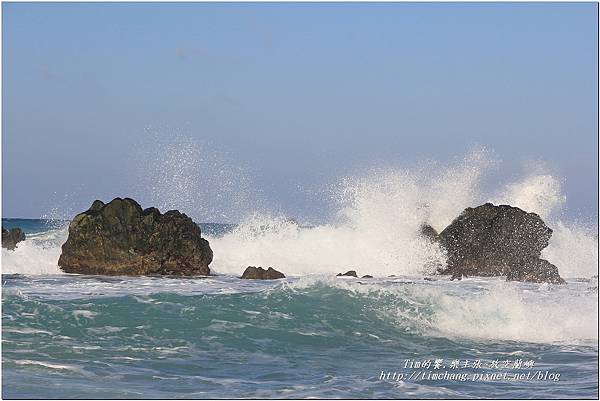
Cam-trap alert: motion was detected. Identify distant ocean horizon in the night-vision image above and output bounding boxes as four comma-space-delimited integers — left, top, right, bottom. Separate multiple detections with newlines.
2, 217, 237, 237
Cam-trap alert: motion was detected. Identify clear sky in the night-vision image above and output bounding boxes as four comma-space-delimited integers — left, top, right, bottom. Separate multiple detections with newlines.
2, 2, 598, 223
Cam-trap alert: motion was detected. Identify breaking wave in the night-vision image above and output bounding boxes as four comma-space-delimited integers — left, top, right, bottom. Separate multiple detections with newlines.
208, 150, 598, 278
2, 149, 597, 280
2, 228, 66, 275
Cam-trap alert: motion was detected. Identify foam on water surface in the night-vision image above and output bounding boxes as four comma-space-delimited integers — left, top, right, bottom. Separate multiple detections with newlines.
2, 273, 597, 398
1, 148, 597, 398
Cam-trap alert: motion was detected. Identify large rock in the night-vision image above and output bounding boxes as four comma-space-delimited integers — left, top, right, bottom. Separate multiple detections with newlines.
2, 228, 26, 250
241, 266, 285, 280
438, 203, 564, 284
337, 270, 358, 277
58, 198, 213, 276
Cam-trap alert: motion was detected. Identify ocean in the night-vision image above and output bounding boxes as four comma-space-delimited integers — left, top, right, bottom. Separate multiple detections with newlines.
1, 217, 598, 399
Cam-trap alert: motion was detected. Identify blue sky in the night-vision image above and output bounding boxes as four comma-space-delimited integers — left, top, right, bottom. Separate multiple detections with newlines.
2, 2, 598, 222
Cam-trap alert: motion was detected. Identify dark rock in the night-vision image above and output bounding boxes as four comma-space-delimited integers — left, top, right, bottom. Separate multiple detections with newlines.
2, 228, 26, 250
58, 198, 213, 276
337, 270, 358, 277
241, 266, 285, 280
362, 275, 373, 278
506, 258, 565, 284
438, 203, 564, 284
450, 272, 464, 281
419, 224, 439, 242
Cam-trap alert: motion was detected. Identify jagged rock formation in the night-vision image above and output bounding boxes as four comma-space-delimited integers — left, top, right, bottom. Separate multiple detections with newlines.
58, 198, 212, 276
438, 203, 564, 284
241, 266, 285, 279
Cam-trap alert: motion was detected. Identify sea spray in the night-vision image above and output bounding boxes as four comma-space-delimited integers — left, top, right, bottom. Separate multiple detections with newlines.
131, 131, 268, 224
1, 228, 66, 275
490, 171, 597, 278
423, 148, 497, 231
542, 221, 599, 278
491, 173, 566, 221
2, 148, 597, 279
208, 149, 598, 278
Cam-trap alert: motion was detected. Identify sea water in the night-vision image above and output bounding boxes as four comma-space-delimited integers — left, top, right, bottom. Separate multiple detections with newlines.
2, 149, 598, 399
2, 219, 598, 399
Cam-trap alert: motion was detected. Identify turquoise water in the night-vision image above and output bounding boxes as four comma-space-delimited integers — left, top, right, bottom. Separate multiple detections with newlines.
2, 219, 598, 399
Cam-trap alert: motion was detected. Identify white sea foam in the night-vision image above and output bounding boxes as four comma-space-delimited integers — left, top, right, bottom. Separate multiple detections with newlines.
490, 172, 566, 221
14, 360, 81, 372
1, 228, 66, 275
209, 149, 598, 279
431, 281, 598, 343
72, 310, 98, 320
284, 275, 599, 344
542, 221, 599, 278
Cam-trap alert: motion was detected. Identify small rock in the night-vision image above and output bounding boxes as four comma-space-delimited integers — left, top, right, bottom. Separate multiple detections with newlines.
241, 266, 285, 280
362, 275, 373, 278
336, 270, 358, 277
450, 272, 464, 281
1, 228, 26, 250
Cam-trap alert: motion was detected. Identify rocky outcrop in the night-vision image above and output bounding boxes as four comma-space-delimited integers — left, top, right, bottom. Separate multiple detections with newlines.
58, 198, 213, 276
241, 266, 285, 279
2, 228, 25, 250
506, 258, 564, 284
438, 203, 564, 284
337, 270, 358, 277
419, 224, 439, 242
